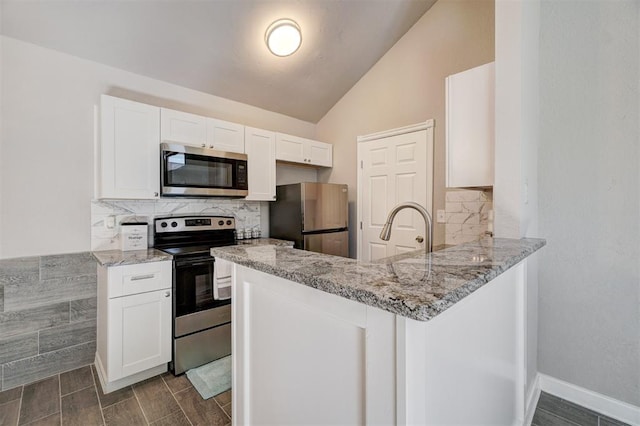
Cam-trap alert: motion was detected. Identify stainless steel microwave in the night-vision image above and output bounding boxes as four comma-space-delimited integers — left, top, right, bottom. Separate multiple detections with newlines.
161, 143, 248, 197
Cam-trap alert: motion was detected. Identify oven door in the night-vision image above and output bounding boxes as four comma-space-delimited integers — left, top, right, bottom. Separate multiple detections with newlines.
161, 143, 248, 197
174, 256, 229, 318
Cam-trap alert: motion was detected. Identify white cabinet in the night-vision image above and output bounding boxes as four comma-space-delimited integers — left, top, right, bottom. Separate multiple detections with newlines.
160, 108, 207, 147
445, 62, 494, 188
276, 133, 333, 167
245, 127, 276, 201
99, 95, 160, 199
161, 108, 245, 153
95, 261, 172, 393
206, 119, 245, 153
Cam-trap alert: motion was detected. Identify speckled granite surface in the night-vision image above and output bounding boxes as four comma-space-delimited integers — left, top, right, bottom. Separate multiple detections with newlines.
92, 249, 173, 266
92, 239, 292, 266
231, 238, 294, 247
210, 237, 546, 321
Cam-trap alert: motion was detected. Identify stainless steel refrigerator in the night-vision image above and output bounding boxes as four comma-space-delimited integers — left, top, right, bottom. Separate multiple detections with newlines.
269, 182, 349, 257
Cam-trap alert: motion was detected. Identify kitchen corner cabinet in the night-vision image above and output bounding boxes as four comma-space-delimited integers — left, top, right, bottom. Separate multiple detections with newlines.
275, 133, 333, 167
161, 108, 245, 154
445, 61, 495, 188
99, 95, 160, 199
245, 127, 276, 201
95, 261, 172, 393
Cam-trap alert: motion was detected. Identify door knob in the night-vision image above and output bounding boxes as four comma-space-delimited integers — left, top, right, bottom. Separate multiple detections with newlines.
415, 235, 424, 243
164, 291, 171, 297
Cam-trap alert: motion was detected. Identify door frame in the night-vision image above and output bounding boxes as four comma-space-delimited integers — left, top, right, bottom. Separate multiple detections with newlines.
356, 120, 435, 261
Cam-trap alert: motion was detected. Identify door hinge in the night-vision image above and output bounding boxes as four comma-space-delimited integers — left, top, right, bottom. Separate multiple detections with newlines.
360, 160, 363, 169
360, 221, 363, 230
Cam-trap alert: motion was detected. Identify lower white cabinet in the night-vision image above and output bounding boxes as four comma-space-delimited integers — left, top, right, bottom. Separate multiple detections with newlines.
96, 260, 172, 393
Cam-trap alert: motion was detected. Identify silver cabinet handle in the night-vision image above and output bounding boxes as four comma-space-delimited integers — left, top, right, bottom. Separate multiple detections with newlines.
164, 291, 171, 297
415, 235, 424, 243
131, 274, 155, 281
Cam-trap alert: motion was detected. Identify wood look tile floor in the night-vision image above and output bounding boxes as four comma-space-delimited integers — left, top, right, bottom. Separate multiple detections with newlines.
0, 365, 231, 426
532, 392, 630, 426
0, 367, 633, 426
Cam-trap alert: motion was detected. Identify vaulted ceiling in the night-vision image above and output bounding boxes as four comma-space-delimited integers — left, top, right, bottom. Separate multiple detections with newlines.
1, 0, 436, 123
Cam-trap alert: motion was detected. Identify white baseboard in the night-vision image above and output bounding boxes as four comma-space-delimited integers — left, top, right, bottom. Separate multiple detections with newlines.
533, 373, 640, 425
524, 374, 542, 426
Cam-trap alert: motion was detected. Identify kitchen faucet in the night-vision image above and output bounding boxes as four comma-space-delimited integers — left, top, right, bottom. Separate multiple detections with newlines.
379, 201, 433, 253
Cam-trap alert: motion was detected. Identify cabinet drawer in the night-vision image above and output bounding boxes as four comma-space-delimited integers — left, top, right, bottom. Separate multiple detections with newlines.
108, 261, 172, 298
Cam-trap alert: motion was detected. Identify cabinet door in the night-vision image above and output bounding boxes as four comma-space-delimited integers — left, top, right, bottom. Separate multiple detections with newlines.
160, 108, 207, 147
108, 289, 172, 380
307, 140, 333, 167
206, 119, 245, 153
245, 127, 276, 201
100, 95, 160, 199
445, 62, 494, 188
276, 133, 305, 163
276, 133, 333, 167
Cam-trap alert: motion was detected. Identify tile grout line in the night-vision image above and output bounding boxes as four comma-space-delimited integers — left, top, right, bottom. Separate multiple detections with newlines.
90, 364, 107, 426
15, 385, 24, 426
58, 372, 62, 425
130, 383, 151, 425
160, 375, 194, 426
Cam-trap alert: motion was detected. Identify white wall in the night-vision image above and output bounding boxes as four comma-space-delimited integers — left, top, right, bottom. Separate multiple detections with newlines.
494, 0, 541, 401
315, 0, 495, 257
0, 36, 316, 259
538, 0, 639, 406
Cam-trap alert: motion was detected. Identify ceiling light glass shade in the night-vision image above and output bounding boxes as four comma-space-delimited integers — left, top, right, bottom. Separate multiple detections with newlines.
265, 19, 302, 57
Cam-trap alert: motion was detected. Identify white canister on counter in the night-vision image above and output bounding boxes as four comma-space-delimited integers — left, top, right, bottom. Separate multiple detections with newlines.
120, 223, 148, 251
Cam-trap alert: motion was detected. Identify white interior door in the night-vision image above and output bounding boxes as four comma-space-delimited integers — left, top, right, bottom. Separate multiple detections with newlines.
357, 122, 434, 261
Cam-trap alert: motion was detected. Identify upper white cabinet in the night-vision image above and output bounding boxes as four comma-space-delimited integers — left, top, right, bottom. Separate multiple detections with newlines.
445, 62, 495, 188
161, 108, 245, 153
99, 95, 160, 199
245, 127, 276, 201
206, 119, 245, 153
160, 108, 207, 147
276, 133, 333, 167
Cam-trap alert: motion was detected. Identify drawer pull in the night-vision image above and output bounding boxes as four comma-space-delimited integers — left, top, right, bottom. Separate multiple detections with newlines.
130, 274, 155, 281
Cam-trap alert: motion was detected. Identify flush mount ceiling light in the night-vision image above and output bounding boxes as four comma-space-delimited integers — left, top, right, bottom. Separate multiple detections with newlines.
265, 19, 302, 57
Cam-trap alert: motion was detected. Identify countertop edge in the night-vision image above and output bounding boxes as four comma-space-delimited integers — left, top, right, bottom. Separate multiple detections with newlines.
211, 238, 546, 322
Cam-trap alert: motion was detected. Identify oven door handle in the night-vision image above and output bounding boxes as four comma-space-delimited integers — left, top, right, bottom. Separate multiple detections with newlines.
175, 260, 214, 268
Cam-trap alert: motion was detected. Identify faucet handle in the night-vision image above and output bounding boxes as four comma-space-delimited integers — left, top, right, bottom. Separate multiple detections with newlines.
415, 235, 424, 243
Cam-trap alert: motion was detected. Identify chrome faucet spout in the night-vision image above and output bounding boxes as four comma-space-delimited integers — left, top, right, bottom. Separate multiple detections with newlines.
379, 201, 433, 252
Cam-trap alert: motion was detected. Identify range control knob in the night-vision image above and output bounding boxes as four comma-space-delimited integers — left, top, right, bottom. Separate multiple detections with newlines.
171, 221, 178, 228
161, 222, 168, 228
226, 220, 232, 225
218, 220, 224, 226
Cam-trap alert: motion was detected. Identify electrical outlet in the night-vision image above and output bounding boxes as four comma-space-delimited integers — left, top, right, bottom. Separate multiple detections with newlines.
105, 215, 116, 229
436, 210, 446, 223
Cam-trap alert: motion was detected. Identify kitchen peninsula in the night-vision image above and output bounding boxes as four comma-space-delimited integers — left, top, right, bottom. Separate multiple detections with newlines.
211, 237, 545, 425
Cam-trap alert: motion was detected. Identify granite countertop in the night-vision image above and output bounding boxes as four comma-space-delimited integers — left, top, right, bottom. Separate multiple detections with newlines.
92, 248, 173, 266
92, 238, 292, 267
230, 238, 294, 248
210, 237, 546, 322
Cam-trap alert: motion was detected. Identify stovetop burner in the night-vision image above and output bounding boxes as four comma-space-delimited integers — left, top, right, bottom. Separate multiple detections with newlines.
153, 216, 236, 257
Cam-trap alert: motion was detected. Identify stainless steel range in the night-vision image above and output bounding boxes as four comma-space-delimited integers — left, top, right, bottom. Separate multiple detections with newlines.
154, 216, 235, 375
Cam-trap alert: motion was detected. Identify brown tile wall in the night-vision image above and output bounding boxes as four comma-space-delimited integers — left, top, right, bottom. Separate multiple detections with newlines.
0, 252, 97, 391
